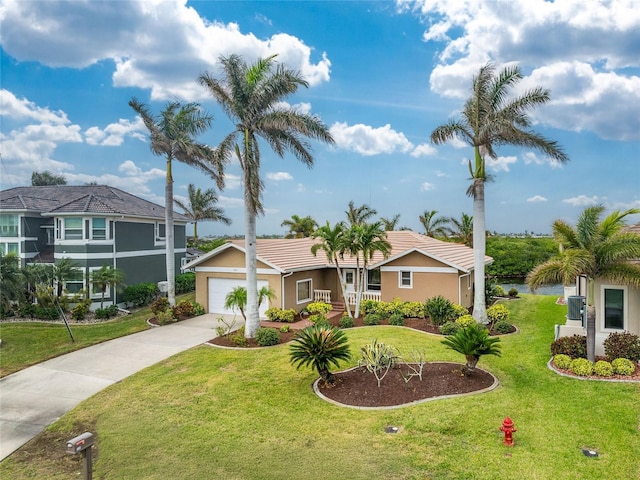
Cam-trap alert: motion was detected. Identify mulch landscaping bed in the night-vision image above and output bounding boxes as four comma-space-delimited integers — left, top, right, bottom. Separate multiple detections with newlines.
550, 358, 640, 382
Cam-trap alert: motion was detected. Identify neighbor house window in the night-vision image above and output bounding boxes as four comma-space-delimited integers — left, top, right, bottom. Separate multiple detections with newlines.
367, 269, 381, 291
89, 266, 109, 300
603, 287, 624, 330
7, 243, 18, 254
297, 279, 312, 303
0, 214, 18, 237
64, 269, 85, 295
64, 218, 83, 240
92, 218, 107, 240
399, 271, 412, 288
155, 222, 166, 241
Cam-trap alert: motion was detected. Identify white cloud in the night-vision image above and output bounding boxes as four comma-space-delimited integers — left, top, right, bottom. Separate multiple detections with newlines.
0, 89, 70, 124
523, 152, 563, 169
421, 182, 434, 191
275, 101, 312, 114
410, 143, 437, 157
266, 172, 293, 181
486, 155, 517, 172
218, 195, 245, 209
85, 117, 146, 146
527, 195, 547, 203
563, 195, 601, 206
0, 1, 331, 101
330, 122, 413, 156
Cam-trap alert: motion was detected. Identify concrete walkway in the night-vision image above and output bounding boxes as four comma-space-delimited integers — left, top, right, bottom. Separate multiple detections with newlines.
0, 314, 228, 461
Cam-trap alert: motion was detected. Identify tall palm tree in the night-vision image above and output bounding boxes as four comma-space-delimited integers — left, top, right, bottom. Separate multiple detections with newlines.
379, 214, 402, 231
527, 205, 640, 361
90, 265, 126, 309
419, 210, 450, 238
345, 201, 377, 227
199, 54, 334, 338
431, 62, 569, 323
281, 214, 318, 238
129, 99, 222, 306
446, 213, 474, 247
174, 184, 231, 244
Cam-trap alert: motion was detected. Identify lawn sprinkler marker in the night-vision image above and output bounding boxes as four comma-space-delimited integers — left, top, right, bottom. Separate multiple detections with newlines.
385, 426, 399, 434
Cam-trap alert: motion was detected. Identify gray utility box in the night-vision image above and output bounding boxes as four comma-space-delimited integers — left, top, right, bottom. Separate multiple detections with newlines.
66, 432, 94, 454
567, 296, 585, 324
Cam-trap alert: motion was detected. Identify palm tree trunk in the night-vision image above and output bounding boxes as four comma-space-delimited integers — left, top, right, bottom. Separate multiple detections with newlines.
586, 278, 596, 362
333, 257, 352, 318
193, 221, 198, 244
166, 159, 176, 307
244, 196, 260, 338
472, 180, 487, 323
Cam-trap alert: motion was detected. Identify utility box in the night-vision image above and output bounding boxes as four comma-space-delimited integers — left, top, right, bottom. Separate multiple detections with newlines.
157, 281, 169, 293
66, 432, 94, 454
567, 296, 585, 324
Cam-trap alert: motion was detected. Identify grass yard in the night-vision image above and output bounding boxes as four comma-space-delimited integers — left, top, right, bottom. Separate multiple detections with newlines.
1, 295, 639, 479
0, 293, 194, 377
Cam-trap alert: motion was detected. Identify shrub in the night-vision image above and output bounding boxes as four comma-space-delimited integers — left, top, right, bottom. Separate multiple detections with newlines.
34, 305, 60, 320
455, 314, 476, 328
439, 321, 461, 335
553, 354, 572, 369
593, 360, 614, 377
230, 327, 248, 347
441, 323, 501, 376
151, 297, 170, 316
339, 316, 354, 329
289, 325, 351, 385
425, 295, 454, 326
569, 358, 593, 376
377, 299, 404, 317
487, 304, 510, 323
450, 304, 469, 320
279, 325, 290, 333
255, 327, 280, 347
70, 301, 90, 321
611, 358, 635, 376
603, 331, 640, 362
306, 302, 332, 315
265, 307, 296, 323
508, 288, 519, 297
400, 301, 425, 319
359, 339, 398, 387
266, 307, 282, 321
122, 282, 159, 307
363, 312, 383, 326
19, 303, 36, 318
389, 312, 405, 326
95, 305, 119, 319
493, 285, 506, 297
175, 272, 195, 293
550, 335, 587, 358
173, 299, 195, 318
156, 308, 176, 326
493, 320, 513, 334
360, 299, 380, 315
192, 302, 206, 316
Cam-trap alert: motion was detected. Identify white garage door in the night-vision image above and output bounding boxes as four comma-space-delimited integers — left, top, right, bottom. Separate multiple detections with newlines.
208, 278, 270, 318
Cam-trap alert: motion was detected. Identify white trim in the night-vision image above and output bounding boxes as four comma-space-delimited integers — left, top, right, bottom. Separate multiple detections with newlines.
371, 247, 478, 273
296, 278, 313, 304
181, 242, 285, 273
194, 266, 280, 275
600, 284, 628, 332
381, 266, 458, 274
54, 248, 186, 261
117, 248, 186, 258
398, 271, 413, 289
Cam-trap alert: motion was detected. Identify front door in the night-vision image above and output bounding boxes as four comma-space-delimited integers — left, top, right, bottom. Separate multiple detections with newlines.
342, 269, 355, 293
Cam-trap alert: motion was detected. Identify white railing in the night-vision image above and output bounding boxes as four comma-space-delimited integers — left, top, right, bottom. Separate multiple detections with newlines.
345, 291, 381, 305
314, 289, 332, 303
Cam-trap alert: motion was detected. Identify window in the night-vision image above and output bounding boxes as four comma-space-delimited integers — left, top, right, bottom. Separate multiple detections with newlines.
6, 243, 18, 254
0, 214, 18, 237
92, 218, 107, 240
297, 279, 312, 303
64, 218, 83, 240
155, 222, 166, 241
399, 271, 412, 288
367, 269, 381, 291
89, 267, 109, 300
603, 287, 624, 330
64, 269, 85, 295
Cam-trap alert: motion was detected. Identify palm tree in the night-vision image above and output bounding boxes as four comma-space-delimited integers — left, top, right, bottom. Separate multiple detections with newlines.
90, 265, 126, 309
379, 214, 402, 231
129, 99, 222, 307
224, 285, 276, 322
418, 210, 450, 238
526, 205, 640, 361
174, 184, 231, 244
430, 62, 569, 323
199, 54, 334, 338
446, 213, 474, 247
53, 257, 81, 298
441, 323, 501, 376
345, 201, 377, 227
281, 214, 318, 238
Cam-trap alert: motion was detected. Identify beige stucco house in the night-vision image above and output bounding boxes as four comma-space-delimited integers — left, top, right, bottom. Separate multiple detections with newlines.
184, 230, 492, 317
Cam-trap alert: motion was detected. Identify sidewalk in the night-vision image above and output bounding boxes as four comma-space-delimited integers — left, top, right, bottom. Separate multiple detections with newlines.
0, 314, 228, 461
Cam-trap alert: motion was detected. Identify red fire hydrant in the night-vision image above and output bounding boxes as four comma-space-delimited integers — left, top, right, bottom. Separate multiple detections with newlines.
500, 417, 517, 446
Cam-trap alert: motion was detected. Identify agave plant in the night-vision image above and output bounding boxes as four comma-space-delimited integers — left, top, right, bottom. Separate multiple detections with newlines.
289, 325, 351, 385
441, 323, 501, 376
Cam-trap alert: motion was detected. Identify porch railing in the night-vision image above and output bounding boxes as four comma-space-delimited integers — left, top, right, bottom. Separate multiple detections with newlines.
345, 291, 381, 305
314, 289, 332, 303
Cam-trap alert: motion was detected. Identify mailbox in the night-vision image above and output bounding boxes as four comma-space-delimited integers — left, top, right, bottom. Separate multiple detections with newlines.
66, 432, 94, 454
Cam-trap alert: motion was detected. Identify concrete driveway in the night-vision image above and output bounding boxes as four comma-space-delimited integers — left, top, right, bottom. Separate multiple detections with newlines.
0, 314, 232, 461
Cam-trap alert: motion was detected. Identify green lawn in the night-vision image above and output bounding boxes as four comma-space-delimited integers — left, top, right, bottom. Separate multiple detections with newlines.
0, 293, 194, 377
1, 295, 639, 479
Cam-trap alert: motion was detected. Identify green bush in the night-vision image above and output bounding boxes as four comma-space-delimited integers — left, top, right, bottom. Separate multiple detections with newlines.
450, 304, 469, 320
441, 323, 501, 376
455, 314, 476, 328
389, 312, 405, 326
363, 312, 383, 326
306, 302, 332, 315
255, 327, 280, 347
508, 288, 519, 298
265, 307, 296, 322
360, 299, 380, 315
279, 325, 290, 333
551, 335, 587, 358
569, 358, 593, 376
19, 303, 36, 318
192, 302, 206, 316
377, 299, 404, 317
492, 285, 506, 297
34, 305, 60, 320
593, 360, 614, 377
289, 325, 351, 385
400, 301, 425, 319
173, 299, 195, 318
156, 308, 176, 326
122, 282, 159, 307
70, 301, 90, 321
487, 303, 510, 323
175, 272, 195, 293
493, 320, 513, 334
95, 305, 119, 319
439, 321, 461, 335
611, 358, 635, 376
230, 327, 248, 347
359, 339, 398, 387
339, 316, 354, 328
553, 354, 572, 369
151, 297, 170, 316
603, 331, 640, 362
425, 295, 454, 326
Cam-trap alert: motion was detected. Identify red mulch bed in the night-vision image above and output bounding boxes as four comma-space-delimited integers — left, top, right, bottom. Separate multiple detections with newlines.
317, 362, 496, 407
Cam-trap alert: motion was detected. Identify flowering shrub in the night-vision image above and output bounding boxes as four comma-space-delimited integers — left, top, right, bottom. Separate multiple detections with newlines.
265, 307, 296, 322
401, 301, 425, 319
455, 314, 476, 328
306, 302, 332, 315
487, 304, 510, 323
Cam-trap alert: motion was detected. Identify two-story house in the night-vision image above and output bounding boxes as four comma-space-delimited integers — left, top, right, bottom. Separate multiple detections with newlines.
0, 185, 189, 306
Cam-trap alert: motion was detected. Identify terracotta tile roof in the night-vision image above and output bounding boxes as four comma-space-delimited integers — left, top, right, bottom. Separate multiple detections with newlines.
207, 230, 491, 273
624, 222, 640, 235
0, 185, 189, 222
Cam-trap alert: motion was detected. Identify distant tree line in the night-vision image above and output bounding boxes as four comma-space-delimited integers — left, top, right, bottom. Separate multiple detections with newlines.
485, 236, 558, 278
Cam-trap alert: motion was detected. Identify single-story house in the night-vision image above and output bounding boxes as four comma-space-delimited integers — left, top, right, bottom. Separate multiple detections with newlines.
183, 230, 492, 317
557, 222, 640, 355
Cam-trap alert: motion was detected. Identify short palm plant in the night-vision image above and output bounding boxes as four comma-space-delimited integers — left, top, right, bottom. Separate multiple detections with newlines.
441, 323, 501, 376
289, 325, 351, 386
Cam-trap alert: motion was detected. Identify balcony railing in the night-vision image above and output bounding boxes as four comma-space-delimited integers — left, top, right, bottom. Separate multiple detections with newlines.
313, 289, 381, 305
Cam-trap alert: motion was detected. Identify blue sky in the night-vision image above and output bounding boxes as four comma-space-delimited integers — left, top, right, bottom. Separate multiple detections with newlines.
1, 0, 639, 237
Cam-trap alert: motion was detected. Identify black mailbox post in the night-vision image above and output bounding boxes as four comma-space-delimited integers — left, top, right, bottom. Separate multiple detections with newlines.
65, 432, 94, 480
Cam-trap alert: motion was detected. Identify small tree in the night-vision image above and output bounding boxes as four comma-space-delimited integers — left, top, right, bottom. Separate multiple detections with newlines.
0, 253, 23, 314
90, 265, 126, 309
31, 170, 67, 186
223, 285, 275, 322
441, 323, 501, 376
289, 325, 351, 385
